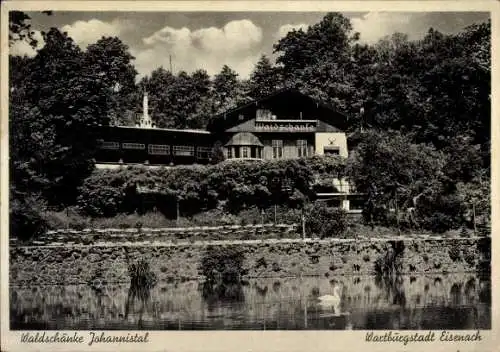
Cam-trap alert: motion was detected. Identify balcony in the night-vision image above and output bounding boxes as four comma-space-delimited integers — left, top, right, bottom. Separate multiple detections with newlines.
254, 119, 318, 133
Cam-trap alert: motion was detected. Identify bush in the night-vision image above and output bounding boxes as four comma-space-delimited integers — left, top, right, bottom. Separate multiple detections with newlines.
448, 241, 462, 262
463, 248, 476, 267
374, 240, 405, 277
199, 246, 247, 285
128, 258, 158, 289
75, 157, 346, 219
305, 203, 348, 238
10, 193, 48, 241
416, 193, 466, 233
77, 182, 124, 217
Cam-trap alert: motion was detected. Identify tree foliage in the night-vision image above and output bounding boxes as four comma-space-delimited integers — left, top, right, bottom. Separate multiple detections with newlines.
76, 156, 344, 217
346, 130, 486, 232
84, 37, 138, 126
10, 28, 112, 207
8, 11, 491, 237
248, 55, 283, 100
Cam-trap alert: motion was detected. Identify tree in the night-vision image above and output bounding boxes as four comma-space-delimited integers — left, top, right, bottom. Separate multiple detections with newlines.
212, 65, 250, 113
272, 12, 360, 115
84, 37, 139, 126
248, 55, 282, 99
9, 11, 52, 48
140, 68, 214, 129
10, 28, 111, 207
346, 130, 446, 228
274, 13, 358, 72
140, 67, 176, 127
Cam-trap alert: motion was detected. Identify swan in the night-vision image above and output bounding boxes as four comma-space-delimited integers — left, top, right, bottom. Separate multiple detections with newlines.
317, 285, 342, 315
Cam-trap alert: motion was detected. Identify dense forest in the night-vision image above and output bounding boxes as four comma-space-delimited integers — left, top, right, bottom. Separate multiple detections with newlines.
8, 12, 491, 237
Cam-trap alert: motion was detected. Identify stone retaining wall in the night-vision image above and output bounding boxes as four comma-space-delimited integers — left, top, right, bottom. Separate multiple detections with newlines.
9, 235, 490, 286
10, 224, 299, 246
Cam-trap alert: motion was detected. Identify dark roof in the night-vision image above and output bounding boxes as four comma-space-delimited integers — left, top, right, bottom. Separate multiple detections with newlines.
207, 88, 349, 132
111, 125, 210, 134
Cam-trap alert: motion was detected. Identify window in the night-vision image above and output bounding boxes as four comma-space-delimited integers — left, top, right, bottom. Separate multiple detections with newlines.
324, 146, 340, 155
242, 146, 249, 158
272, 140, 283, 159
197, 147, 211, 159
332, 178, 349, 193
227, 147, 233, 159
148, 144, 169, 155
172, 145, 194, 156
122, 143, 145, 150
100, 141, 120, 150
297, 140, 308, 157
256, 109, 272, 120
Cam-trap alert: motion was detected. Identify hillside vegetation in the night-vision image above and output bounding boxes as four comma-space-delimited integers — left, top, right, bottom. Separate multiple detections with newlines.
8, 12, 490, 239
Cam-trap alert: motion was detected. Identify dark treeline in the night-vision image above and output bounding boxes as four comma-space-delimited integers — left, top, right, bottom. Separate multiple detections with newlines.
8, 12, 491, 238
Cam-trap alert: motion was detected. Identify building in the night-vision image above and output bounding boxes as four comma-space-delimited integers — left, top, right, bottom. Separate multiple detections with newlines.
94, 91, 213, 168
208, 89, 349, 160
94, 89, 363, 211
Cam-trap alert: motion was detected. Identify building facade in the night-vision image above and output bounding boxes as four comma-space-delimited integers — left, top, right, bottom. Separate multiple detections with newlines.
93, 89, 361, 211
208, 89, 349, 161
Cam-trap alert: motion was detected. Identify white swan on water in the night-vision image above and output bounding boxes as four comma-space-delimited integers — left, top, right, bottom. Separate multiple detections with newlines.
317, 285, 342, 315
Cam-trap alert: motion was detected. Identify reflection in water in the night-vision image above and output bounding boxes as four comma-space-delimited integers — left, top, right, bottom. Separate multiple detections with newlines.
10, 274, 491, 330
201, 282, 245, 312
124, 282, 154, 329
375, 275, 407, 307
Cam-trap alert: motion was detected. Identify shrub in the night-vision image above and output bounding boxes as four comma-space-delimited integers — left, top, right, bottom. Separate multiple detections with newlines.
75, 157, 346, 219
199, 246, 247, 285
448, 241, 462, 262
417, 193, 466, 233
77, 182, 124, 217
374, 240, 405, 277
10, 192, 48, 241
255, 257, 267, 269
463, 248, 476, 267
128, 258, 158, 289
305, 203, 348, 238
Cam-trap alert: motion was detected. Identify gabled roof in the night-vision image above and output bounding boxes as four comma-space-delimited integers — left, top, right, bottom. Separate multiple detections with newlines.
207, 88, 349, 132
225, 132, 264, 147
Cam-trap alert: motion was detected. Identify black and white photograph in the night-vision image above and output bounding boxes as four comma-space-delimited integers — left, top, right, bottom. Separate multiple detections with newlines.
1, 1, 496, 351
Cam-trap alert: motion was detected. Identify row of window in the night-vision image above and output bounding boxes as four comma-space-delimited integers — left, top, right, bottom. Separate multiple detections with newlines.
272, 139, 309, 159
100, 142, 211, 158
227, 146, 251, 159
225, 140, 310, 159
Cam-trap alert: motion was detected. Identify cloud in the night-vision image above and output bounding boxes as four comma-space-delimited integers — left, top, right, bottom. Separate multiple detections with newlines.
136, 19, 263, 78
61, 19, 124, 48
276, 23, 309, 39
351, 12, 488, 44
351, 12, 416, 44
9, 30, 44, 57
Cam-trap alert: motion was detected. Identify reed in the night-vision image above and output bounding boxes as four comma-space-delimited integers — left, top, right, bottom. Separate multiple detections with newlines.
374, 240, 405, 277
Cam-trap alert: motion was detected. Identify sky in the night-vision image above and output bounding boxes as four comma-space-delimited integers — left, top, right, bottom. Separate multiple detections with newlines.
11, 11, 489, 79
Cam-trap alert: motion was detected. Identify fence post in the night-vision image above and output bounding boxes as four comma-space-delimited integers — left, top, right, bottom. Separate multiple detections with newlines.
261, 208, 265, 235
301, 208, 306, 240
473, 203, 477, 236
176, 196, 180, 226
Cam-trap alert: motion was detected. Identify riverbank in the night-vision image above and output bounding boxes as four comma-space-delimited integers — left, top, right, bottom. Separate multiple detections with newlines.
10, 235, 490, 286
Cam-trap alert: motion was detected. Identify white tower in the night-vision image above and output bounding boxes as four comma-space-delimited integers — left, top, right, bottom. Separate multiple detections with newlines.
139, 91, 154, 128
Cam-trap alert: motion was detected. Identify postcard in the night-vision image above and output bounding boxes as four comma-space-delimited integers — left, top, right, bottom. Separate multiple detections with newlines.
1, 1, 498, 351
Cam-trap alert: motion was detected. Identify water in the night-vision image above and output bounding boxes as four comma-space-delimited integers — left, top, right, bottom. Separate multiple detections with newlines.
10, 274, 490, 330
